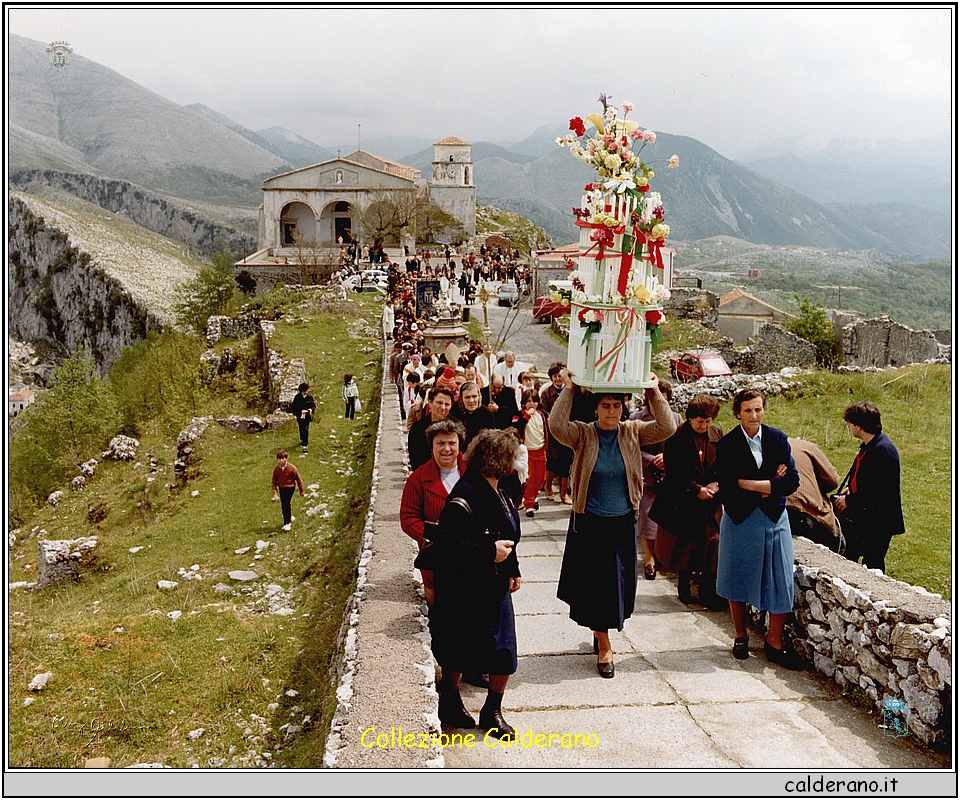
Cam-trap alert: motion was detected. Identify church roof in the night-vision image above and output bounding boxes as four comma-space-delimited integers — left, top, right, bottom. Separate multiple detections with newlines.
342, 150, 420, 181
434, 136, 471, 146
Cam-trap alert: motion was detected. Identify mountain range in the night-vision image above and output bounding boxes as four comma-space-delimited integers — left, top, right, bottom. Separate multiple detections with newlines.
7, 34, 950, 259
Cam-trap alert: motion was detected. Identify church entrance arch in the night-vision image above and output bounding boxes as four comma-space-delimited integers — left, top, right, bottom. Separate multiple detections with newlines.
320, 200, 354, 244
279, 201, 317, 246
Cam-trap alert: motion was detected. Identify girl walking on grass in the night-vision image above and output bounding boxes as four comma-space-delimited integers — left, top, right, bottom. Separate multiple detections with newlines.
343, 374, 360, 419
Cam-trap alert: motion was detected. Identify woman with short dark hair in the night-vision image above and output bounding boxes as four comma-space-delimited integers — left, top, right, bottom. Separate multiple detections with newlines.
428, 429, 522, 738
549, 369, 677, 678
834, 402, 904, 571
651, 394, 725, 609
715, 389, 801, 668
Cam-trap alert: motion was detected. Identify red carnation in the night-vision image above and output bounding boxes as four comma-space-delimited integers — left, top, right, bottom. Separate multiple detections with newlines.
645, 310, 664, 326
639, 184, 650, 193
569, 117, 586, 136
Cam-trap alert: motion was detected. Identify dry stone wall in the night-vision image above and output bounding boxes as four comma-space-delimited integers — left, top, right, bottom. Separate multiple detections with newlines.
841, 315, 940, 368
770, 539, 951, 747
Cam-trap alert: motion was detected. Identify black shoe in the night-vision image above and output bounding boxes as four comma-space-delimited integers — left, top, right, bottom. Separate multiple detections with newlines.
461, 672, 489, 689
644, 562, 657, 581
438, 689, 476, 728
677, 571, 693, 604
597, 659, 615, 679
764, 639, 803, 671
478, 708, 515, 739
533, 501, 539, 510
733, 637, 749, 660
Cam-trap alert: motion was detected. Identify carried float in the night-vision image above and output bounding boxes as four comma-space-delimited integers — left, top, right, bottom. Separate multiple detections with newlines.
556, 95, 679, 391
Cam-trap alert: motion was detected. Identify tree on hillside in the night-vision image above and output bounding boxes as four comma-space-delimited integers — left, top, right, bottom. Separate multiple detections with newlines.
417, 201, 466, 246
785, 295, 841, 367
174, 253, 236, 334
292, 231, 337, 285
9, 346, 122, 518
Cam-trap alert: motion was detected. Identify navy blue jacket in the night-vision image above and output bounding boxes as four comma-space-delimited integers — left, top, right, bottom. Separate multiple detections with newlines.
844, 432, 905, 537
716, 424, 800, 524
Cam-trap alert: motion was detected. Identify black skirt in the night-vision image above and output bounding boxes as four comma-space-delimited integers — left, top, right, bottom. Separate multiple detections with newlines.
557, 510, 637, 632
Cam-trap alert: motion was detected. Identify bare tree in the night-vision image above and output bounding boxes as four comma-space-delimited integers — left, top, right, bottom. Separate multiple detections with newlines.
355, 186, 427, 249
292, 230, 337, 285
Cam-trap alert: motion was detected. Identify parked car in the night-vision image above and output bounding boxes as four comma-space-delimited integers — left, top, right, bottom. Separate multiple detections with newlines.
343, 274, 387, 293
497, 282, 520, 307
669, 350, 733, 382
533, 295, 571, 323
533, 280, 573, 322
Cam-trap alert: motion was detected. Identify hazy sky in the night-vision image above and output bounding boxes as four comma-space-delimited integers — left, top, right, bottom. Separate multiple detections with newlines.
8, 5, 955, 158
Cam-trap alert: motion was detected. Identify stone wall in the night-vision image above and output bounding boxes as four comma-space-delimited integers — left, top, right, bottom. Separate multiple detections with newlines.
7, 197, 163, 373
747, 323, 817, 373
34, 537, 99, 589
206, 315, 263, 348
786, 538, 951, 747
9, 170, 254, 259
841, 315, 940, 368
662, 287, 719, 329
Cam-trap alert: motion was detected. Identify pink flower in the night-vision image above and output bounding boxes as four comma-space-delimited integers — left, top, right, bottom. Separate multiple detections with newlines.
621, 101, 634, 114
643, 130, 657, 143
630, 129, 644, 141
669, 154, 680, 168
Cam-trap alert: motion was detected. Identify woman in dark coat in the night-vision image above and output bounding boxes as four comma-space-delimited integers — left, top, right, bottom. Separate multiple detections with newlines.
549, 369, 676, 679
715, 389, 801, 669
429, 429, 522, 739
651, 395, 726, 609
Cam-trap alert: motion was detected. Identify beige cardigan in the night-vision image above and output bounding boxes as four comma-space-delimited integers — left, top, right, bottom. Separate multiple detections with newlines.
548, 387, 677, 514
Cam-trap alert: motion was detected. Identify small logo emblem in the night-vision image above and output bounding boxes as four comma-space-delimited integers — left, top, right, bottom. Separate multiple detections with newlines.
882, 698, 908, 738
46, 41, 73, 71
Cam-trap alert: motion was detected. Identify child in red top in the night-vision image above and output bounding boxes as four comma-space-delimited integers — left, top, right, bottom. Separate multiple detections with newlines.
514, 390, 549, 518
271, 450, 304, 530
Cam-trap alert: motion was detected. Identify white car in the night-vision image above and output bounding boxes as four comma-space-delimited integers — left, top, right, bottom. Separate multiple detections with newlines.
343, 274, 387, 293
497, 282, 520, 306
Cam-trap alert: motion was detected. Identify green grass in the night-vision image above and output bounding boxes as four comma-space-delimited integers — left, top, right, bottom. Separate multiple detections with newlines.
8, 292, 383, 768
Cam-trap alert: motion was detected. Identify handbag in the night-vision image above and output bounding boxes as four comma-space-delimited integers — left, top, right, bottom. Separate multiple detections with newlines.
648, 484, 704, 542
413, 497, 473, 571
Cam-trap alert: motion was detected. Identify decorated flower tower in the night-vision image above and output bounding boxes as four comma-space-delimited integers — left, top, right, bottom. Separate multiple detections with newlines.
556, 95, 679, 392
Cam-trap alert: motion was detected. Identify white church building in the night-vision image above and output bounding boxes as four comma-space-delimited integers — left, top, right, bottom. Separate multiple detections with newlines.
241, 137, 476, 285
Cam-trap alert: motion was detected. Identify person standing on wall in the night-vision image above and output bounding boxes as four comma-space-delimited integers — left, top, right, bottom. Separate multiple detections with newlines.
290, 382, 316, 455
832, 402, 905, 572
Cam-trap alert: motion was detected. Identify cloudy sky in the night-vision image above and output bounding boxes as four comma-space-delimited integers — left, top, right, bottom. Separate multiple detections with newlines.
8, 5, 954, 158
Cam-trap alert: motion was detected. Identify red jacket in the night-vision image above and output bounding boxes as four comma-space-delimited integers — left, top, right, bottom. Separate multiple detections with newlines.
399, 453, 467, 543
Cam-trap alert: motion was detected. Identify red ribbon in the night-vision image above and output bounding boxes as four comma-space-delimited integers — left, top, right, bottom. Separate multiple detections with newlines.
576, 219, 624, 262
630, 225, 665, 271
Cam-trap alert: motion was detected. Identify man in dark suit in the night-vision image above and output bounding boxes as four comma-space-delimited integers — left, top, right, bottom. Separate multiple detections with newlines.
834, 402, 904, 572
480, 374, 519, 429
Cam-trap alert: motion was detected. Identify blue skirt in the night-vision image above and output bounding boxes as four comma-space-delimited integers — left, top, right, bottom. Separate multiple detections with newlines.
716, 506, 794, 614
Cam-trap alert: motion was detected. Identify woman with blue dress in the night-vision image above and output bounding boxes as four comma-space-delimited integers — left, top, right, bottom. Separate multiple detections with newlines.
715, 389, 802, 669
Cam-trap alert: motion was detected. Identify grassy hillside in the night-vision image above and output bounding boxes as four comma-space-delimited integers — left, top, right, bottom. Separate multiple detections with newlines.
8, 293, 383, 768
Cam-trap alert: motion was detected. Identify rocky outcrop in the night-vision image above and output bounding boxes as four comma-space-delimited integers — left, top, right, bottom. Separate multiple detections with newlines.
9, 170, 254, 259
8, 197, 162, 372
34, 536, 98, 589
667, 367, 810, 413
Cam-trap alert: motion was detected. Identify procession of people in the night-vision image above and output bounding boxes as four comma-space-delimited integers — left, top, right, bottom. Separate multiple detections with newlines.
283, 245, 905, 743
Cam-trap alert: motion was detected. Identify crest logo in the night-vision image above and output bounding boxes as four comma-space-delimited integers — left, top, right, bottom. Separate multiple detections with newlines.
46, 41, 73, 71
882, 698, 908, 738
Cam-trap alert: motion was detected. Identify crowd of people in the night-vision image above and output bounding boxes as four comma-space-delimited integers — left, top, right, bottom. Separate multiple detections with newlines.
279, 249, 906, 743
398, 346, 904, 738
